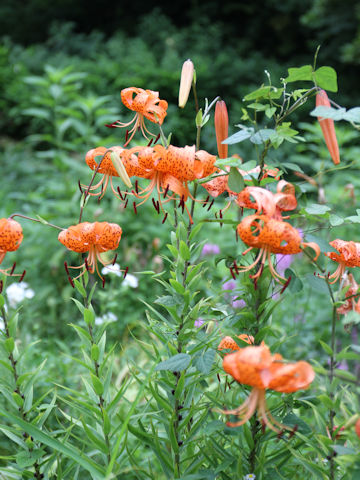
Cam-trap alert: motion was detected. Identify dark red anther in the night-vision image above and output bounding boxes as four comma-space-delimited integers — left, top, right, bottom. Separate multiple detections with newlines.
67, 276, 75, 288
277, 429, 285, 440
147, 138, 153, 147
104, 121, 118, 128
253, 277, 258, 290
154, 133, 160, 144
219, 209, 223, 228
152, 198, 160, 213
133, 202, 137, 214
207, 199, 214, 211
202, 195, 210, 207
64, 262, 70, 275
162, 212, 168, 224
163, 184, 170, 198
124, 199, 129, 209
125, 130, 129, 143
78, 180, 83, 194
233, 261, 239, 275
235, 230, 239, 242
19, 270, 26, 282
217, 373, 221, 383
117, 186, 125, 200
261, 420, 266, 434
0, 280, 3, 294
84, 258, 90, 271
123, 266, 129, 279
280, 276, 291, 294
135, 180, 139, 194
288, 424, 298, 439
102, 277, 106, 288
10, 263, 16, 275
327, 271, 330, 278
229, 267, 236, 280
112, 254, 118, 265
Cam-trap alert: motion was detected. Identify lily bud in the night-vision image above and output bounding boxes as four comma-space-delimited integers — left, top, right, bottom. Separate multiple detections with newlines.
316, 89, 340, 165
215, 100, 229, 159
178, 59, 194, 108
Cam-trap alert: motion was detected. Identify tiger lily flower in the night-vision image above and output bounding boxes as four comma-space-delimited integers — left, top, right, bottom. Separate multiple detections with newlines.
222, 343, 315, 432
237, 215, 320, 283
336, 273, 360, 315
58, 222, 122, 281
324, 239, 360, 283
106, 88, 168, 146
316, 89, 340, 165
0, 218, 24, 276
128, 144, 216, 222
218, 334, 254, 353
83, 146, 145, 199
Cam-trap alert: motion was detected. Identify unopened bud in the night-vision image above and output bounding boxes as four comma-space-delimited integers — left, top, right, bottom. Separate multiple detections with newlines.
110, 151, 132, 188
178, 59, 195, 108
215, 100, 229, 159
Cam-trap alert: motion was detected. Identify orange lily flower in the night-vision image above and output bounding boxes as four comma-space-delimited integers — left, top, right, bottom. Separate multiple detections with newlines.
336, 273, 360, 315
222, 343, 315, 432
218, 334, 254, 352
316, 89, 340, 165
325, 239, 360, 283
128, 144, 216, 221
215, 100, 229, 159
237, 214, 320, 283
107, 88, 168, 146
202, 165, 280, 202
0, 218, 23, 276
58, 222, 122, 280
83, 146, 145, 199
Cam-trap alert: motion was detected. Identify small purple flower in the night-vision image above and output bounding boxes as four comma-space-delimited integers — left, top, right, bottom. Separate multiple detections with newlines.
275, 254, 294, 276
194, 317, 205, 328
232, 298, 246, 309
201, 243, 220, 257
222, 279, 246, 309
222, 279, 237, 291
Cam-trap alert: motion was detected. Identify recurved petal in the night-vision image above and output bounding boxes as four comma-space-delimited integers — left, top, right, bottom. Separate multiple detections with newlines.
268, 360, 315, 393
0, 218, 23, 252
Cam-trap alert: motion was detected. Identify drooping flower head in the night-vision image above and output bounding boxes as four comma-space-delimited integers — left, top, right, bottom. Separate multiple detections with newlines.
218, 334, 254, 353
106, 88, 168, 146
325, 239, 360, 283
0, 218, 24, 276
336, 273, 360, 315
237, 215, 320, 283
58, 222, 122, 281
128, 144, 216, 222
222, 343, 315, 432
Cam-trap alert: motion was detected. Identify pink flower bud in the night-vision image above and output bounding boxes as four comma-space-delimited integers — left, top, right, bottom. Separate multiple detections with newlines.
178, 59, 194, 108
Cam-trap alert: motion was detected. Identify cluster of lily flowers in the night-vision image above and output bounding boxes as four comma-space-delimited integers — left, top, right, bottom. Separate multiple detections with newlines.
1, 65, 359, 436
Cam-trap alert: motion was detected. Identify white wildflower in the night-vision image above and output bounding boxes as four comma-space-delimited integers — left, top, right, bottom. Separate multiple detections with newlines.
122, 273, 138, 288
6, 282, 35, 308
244, 475, 256, 480
101, 263, 122, 277
95, 312, 117, 325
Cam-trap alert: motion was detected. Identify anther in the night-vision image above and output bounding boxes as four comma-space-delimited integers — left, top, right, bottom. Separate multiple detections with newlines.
123, 266, 129, 279
152, 198, 160, 213
10, 263, 16, 275
277, 429, 285, 440
19, 270, 26, 282
133, 202, 137, 214
280, 276, 291, 294
207, 199, 214, 211
229, 267, 236, 280
124, 199, 129, 209
104, 121, 118, 128
112, 254, 118, 265
102, 277, 106, 288
288, 424, 298, 439
154, 133, 160, 144
163, 184, 170, 198
125, 130, 129, 143
78, 180, 83, 193
217, 373, 221, 383
147, 138, 153, 147
233, 261, 239, 275
117, 186, 125, 200
162, 212, 168, 224
84, 258, 90, 271
64, 262, 70, 275
0, 280, 3, 294
202, 195, 210, 207
135, 180, 139, 194
67, 276, 75, 288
